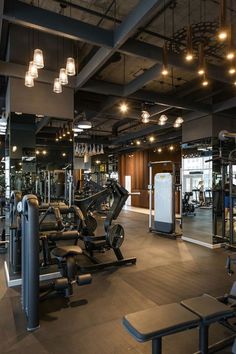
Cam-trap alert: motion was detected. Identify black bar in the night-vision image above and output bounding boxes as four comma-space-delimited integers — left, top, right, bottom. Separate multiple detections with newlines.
79, 257, 136, 272
199, 324, 208, 354
22, 195, 40, 331
152, 338, 162, 354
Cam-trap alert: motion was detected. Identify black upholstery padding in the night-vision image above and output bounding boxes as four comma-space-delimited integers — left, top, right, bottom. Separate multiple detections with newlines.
51, 245, 82, 258
181, 294, 235, 322
123, 303, 200, 342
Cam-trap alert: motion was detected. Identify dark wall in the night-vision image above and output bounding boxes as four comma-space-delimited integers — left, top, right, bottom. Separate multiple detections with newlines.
8, 78, 74, 119
182, 115, 212, 143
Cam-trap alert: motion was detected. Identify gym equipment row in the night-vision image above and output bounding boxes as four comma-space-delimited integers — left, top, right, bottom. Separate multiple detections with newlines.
148, 160, 182, 238
9, 179, 136, 278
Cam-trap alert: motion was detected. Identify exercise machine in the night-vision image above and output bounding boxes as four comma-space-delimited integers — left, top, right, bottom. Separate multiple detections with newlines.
75, 179, 137, 271
148, 161, 182, 237
182, 192, 195, 216
21, 194, 91, 331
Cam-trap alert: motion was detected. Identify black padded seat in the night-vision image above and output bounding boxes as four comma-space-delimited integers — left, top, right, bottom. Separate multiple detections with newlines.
181, 294, 234, 323
181, 294, 235, 354
51, 245, 83, 258
123, 303, 199, 343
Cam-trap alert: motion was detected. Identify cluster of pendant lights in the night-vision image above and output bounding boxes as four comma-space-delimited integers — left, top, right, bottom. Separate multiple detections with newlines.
74, 143, 104, 157
25, 49, 44, 87
55, 124, 73, 142
25, 47, 76, 92
53, 57, 76, 93
160, 0, 236, 87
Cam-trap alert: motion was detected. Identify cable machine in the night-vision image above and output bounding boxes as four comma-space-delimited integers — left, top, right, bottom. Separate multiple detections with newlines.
148, 161, 182, 238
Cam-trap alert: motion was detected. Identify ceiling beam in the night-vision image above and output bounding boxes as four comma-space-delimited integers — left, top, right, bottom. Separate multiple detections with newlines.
75, 0, 164, 89
119, 39, 231, 85
124, 64, 162, 96
80, 79, 211, 113
36, 116, 51, 134
3, 0, 113, 47
212, 97, 236, 113
0, 1, 4, 42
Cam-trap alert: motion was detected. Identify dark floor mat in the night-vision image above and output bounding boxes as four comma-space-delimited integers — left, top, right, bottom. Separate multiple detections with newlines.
124, 256, 236, 305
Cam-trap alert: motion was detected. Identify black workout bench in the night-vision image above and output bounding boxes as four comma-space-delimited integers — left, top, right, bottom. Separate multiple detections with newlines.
123, 294, 235, 354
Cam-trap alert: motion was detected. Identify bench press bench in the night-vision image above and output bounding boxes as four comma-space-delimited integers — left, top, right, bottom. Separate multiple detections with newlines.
123, 294, 235, 354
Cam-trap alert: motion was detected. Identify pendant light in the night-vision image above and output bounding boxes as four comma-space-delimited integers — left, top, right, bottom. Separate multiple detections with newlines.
218, 0, 228, 41
33, 49, 44, 69
77, 112, 92, 129
66, 57, 76, 76
28, 61, 38, 78
173, 122, 181, 128
161, 42, 169, 76
198, 43, 205, 75
120, 54, 129, 113
185, 25, 194, 61
59, 68, 68, 85
159, 114, 168, 123
226, 24, 235, 60
175, 117, 184, 124
202, 74, 209, 86
25, 71, 34, 87
100, 145, 104, 154
141, 104, 150, 124
53, 78, 62, 93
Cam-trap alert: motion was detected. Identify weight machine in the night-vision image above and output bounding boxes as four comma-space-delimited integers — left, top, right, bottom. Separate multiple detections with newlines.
216, 130, 236, 246
148, 161, 182, 238
21, 194, 91, 331
74, 179, 137, 271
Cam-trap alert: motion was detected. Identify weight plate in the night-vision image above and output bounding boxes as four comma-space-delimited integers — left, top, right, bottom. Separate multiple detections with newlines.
107, 224, 124, 249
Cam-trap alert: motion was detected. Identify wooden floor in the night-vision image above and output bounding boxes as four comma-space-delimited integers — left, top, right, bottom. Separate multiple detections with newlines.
0, 210, 235, 354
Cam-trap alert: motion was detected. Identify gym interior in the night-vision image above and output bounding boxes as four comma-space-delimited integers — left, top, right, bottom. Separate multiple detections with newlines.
1, 0, 236, 353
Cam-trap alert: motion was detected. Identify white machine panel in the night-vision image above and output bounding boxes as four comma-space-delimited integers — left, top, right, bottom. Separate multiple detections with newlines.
154, 173, 174, 233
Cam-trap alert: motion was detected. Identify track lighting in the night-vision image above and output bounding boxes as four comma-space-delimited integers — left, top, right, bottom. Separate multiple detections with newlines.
36, 150, 40, 155
120, 102, 128, 113
157, 148, 162, 153
42, 150, 47, 155
169, 145, 174, 151
136, 140, 141, 145
33, 49, 44, 69
149, 136, 155, 143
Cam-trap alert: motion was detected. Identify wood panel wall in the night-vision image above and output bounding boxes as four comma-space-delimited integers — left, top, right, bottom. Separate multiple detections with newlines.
118, 146, 181, 208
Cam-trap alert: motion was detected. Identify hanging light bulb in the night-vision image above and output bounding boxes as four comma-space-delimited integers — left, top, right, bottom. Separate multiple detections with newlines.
66, 57, 76, 76
218, 0, 228, 41
175, 116, 184, 124
159, 114, 168, 123
25, 71, 34, 87
53, 78, 62, 93
59, 68, 68, 85
226, 25, 235, 60
198, 43, 206, 76
185, 25, 194, 61
33, 49, 44, 69
119, 102, 128, 113
141, 110, 150, 123
59, 129, 62, 139
62, 125, 66, 137
228, 61, 236, 74
173, 122, 181, 128
158, 120, 166, 126
161, 43, 169, 76
28, 61, 38, 79
202, 76, 209, 87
